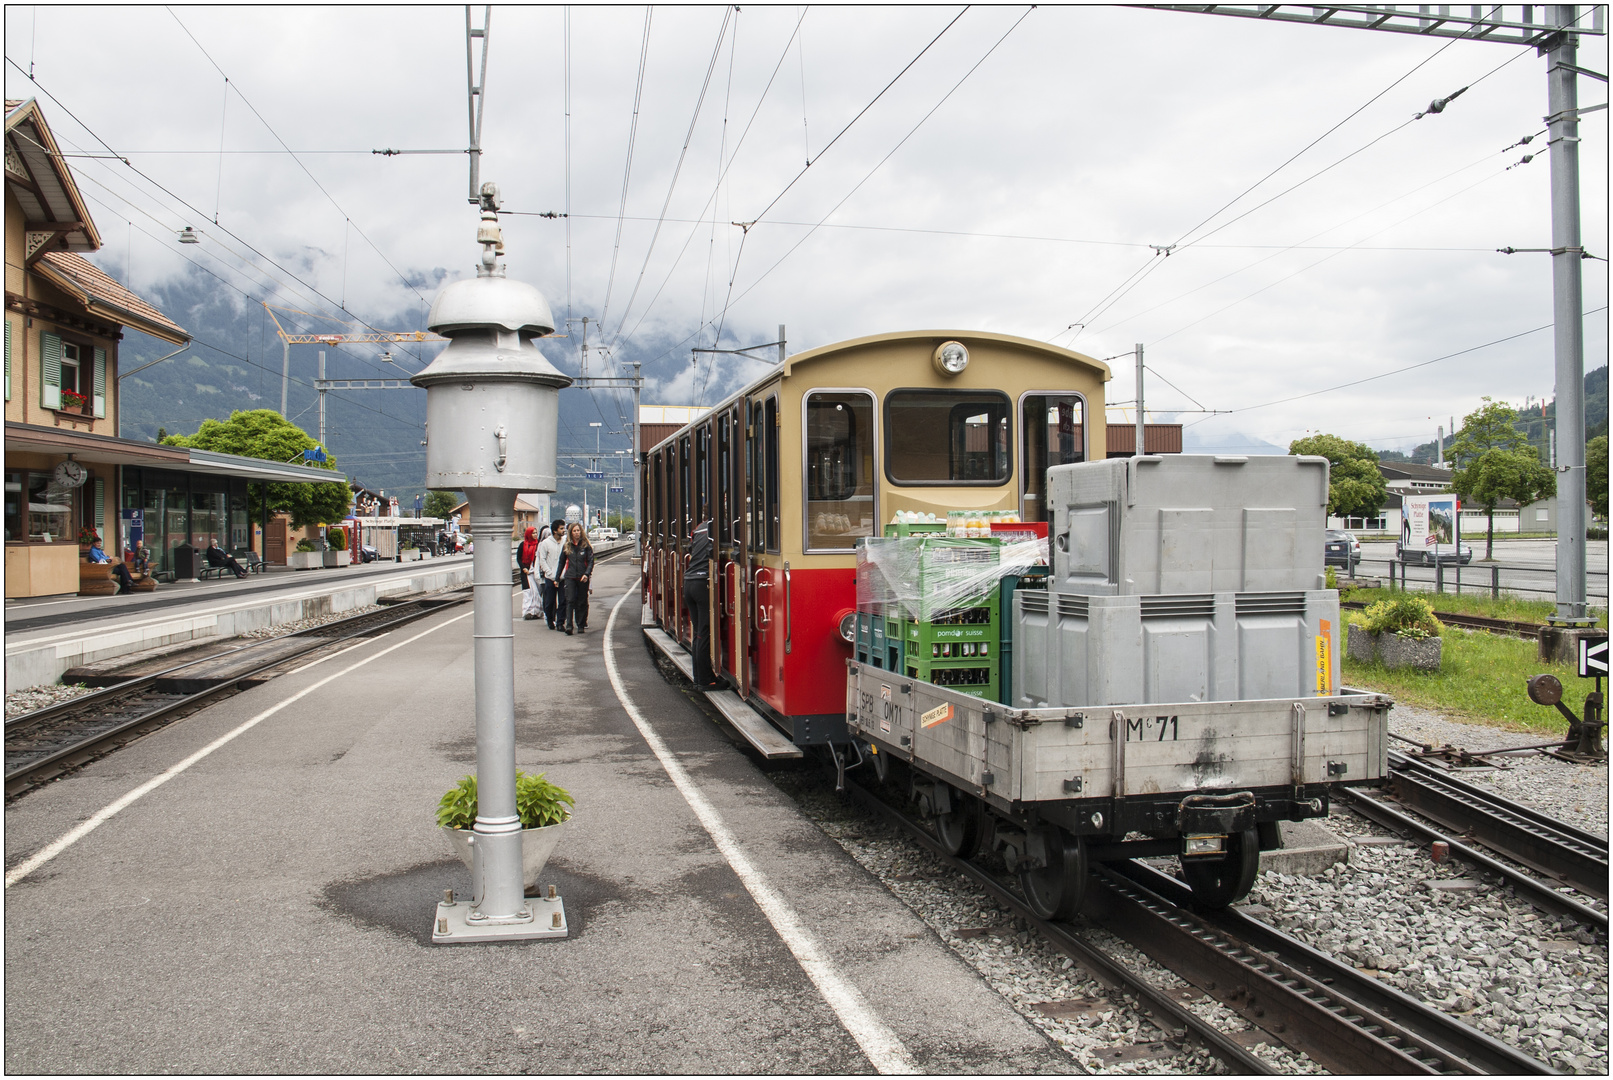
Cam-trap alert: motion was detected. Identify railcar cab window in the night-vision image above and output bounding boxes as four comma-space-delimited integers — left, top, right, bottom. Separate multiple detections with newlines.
804, 391, 874, 550
884, 389, 1011, 485
1021, 394, 1086, 524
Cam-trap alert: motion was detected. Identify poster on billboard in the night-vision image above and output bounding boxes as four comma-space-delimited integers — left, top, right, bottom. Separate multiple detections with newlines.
1400, 494, 1461, 563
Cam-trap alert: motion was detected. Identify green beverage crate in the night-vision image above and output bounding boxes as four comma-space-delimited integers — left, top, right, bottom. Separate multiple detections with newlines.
854, 612, 906, 672
997, 567, 1048, 706
882, 521, 947, 539
904, 655, 1000, 701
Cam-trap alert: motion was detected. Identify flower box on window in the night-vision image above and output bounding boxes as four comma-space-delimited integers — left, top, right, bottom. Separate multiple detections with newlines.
60, 390, 91, 415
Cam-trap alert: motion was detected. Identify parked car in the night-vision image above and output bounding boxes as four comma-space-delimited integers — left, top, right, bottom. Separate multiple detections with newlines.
1324, 529, 1360, 573
1396, 538, 1473, 566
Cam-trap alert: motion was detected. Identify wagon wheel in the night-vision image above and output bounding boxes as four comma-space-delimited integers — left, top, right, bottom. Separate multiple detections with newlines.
1020, 827, 1088, 921
934, 792, 981, 859
1181, 827, 1260, 909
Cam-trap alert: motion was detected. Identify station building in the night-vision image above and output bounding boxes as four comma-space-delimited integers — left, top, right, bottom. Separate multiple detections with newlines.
4, 97, 345, 598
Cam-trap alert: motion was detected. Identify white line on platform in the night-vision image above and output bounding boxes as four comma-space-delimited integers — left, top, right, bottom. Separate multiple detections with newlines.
603, 590, 918, 1075
5, 610, 473, 889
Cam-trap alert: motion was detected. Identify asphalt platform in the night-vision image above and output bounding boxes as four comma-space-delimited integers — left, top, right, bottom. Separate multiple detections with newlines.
4, 557, 1072, 1073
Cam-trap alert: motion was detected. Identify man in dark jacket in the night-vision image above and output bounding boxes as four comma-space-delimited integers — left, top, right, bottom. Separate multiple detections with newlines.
683, 518, 719, 688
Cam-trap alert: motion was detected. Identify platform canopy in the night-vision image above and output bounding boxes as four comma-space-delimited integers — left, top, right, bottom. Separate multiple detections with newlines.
5, 422, 346, 484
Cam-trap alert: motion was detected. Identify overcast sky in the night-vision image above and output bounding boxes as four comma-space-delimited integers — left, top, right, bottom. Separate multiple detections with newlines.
7, 4, 1607, 456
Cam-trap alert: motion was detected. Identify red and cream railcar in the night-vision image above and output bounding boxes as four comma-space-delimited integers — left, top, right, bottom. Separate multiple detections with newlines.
640, 330, 1110, 745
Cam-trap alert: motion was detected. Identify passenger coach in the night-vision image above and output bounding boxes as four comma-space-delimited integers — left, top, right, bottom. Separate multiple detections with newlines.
640, 330, 1108, 744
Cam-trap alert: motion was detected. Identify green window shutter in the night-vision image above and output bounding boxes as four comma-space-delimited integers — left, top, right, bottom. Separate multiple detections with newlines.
41, 332, 62, 410
4, 318, 11, 401
94, 478, 105, 540
93, 347, 107, 418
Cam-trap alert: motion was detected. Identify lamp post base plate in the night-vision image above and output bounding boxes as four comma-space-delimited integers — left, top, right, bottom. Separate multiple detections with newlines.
432, 895, 568, 944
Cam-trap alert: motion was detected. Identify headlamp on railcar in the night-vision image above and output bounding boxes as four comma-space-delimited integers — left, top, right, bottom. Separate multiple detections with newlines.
837, 610, 857, 643
933, 340, 969, 376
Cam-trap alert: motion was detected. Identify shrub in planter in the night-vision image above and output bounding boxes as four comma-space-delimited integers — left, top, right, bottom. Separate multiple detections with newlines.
437, 772, 574, 889
294, 539, 316, 553
1360, 596, 1443, 671
326, 526, 347, 549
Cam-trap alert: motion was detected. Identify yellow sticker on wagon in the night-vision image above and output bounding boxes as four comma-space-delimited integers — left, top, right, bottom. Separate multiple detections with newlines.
921, 703, 953, 728
1315, 620, 1333, 695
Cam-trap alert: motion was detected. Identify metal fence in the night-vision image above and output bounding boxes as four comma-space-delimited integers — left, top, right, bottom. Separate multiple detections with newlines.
1343, 555, 1609, 604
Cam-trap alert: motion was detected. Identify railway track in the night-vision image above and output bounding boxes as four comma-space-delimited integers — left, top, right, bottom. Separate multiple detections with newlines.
1385, 751, 1608, 901
5, 590, 471, 798
840, 773, 1553, 1075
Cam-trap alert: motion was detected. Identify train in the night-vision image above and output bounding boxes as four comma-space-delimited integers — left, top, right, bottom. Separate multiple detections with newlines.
639, 329, 1390, 914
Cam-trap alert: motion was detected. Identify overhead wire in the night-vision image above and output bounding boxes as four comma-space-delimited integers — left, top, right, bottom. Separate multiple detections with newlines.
693, 5, 1034, 397
597, 7, 655, 335
164, 7, 432, 309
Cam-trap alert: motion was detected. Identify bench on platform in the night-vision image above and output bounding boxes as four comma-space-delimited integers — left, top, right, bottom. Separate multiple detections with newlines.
231, 548, 267, 574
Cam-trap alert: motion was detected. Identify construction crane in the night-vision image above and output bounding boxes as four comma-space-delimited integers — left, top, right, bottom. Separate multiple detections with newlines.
264, 303, 445, 444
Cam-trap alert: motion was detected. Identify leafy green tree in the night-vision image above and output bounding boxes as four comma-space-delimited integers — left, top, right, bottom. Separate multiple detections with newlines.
423, 490, 460, 520
1448, 398, 1528, 467
1587, 436, 1608, 520
161, 409, 350, 528
1288, 434, 1388, 520
1453, 448, 1555, 559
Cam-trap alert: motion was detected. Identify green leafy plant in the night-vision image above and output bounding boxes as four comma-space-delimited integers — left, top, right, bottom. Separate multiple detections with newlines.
327, 526, 347, 548
1363, 596, 1443, 640
1324, 565, 1338, 591
436, 772, 574, 831
294, 539, 316, 553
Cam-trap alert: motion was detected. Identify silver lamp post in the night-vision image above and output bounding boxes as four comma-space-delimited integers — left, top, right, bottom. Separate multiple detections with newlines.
419, 183, 573, 943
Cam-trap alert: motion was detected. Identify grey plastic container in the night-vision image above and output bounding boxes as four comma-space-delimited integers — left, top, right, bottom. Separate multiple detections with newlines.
1012, 588, 1341, 709
1049, 454, 1330, 596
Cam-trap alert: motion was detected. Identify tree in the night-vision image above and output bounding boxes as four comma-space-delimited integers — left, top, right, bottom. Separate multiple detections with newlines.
1448, 398, 1528, 468
423, 490, 460, 520
1588, 436, 1608, 520
1452, 448, 1555, 560
161, 409, 351, 528
1288, 434, 1387, 520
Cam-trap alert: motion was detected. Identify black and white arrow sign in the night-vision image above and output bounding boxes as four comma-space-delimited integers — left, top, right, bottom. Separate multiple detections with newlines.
1579, 635, 1609, 679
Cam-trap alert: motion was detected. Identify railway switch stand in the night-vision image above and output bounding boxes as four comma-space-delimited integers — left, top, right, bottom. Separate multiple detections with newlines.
413, 182, 575, 943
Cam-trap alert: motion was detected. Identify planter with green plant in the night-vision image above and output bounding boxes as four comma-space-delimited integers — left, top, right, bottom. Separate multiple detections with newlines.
288, 538, 323, 570
1349, 596, 1443, 671
437, 771, 574, 889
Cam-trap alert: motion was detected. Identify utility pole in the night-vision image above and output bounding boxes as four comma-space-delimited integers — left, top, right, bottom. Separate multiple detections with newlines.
318, 350, 327, 445
1545, 4, 1591, 627
1149, 2, 1604, 631
465, 6, 491, 204
1134, 343, 1145, 458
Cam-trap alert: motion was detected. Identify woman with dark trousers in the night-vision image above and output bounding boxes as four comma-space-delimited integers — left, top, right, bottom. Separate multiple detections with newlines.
556, 522, 594, 635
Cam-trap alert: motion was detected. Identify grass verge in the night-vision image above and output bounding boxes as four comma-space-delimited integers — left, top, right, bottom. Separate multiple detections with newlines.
1343, 618, 1596, 732
1341, 587, 1608, 628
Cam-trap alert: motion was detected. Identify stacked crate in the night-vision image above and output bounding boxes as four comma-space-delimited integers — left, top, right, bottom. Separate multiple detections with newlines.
897, 537, 1002, 701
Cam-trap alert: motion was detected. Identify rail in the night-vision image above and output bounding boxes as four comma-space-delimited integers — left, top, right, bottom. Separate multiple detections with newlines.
1385, 751, 1608, 900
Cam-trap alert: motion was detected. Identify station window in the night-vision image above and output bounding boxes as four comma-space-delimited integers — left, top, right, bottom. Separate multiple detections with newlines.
804, 391, 875, 551
884, 389, 1010, 485
1021, 394, 1085, 524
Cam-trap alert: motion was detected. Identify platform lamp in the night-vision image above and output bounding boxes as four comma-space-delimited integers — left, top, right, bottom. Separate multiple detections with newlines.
414, 181, 573, 943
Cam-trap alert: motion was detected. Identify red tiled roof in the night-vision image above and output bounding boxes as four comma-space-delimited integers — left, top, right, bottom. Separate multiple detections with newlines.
35, 251, 189, 345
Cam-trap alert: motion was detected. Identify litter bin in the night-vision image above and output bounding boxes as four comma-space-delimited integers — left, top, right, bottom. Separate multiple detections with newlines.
173, 542, 198, 580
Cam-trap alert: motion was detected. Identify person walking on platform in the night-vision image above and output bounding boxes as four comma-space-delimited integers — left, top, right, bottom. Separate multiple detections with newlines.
683, 518, 720, 688
518, 526, 543, 620
538, 518, 565, 630
556, 522, 594, 635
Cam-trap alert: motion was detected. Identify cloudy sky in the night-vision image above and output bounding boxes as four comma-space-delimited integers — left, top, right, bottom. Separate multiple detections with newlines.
7, 4, 1607, 457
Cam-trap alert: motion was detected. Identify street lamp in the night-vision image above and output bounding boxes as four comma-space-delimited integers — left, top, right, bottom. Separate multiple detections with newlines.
414, 182, 572, 943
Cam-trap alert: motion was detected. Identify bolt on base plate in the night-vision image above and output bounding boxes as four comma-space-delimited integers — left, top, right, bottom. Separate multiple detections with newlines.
432, 894, 568, 944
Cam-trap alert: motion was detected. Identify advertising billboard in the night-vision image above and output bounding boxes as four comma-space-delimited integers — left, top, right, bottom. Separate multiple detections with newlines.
1400, 494, 1461, 563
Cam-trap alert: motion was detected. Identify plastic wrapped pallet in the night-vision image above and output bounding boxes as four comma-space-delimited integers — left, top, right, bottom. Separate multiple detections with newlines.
856, 535, 1047, 622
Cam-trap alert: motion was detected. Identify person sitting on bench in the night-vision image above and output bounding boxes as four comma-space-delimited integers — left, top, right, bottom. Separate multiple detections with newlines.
205, 537, 248, 579
87, 538, 137, 594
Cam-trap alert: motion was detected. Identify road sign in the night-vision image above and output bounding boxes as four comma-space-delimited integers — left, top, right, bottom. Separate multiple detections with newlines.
1579, 635, 1608, 678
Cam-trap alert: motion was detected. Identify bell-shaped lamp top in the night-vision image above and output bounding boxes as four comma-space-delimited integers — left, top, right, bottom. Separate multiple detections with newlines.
427, 274, 556, 337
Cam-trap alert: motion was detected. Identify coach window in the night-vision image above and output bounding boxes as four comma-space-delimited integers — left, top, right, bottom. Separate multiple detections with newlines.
884, 389, 1010, 485
764, 395, 780, 552
746, 402, 760, 554
1021, 393, 1086, 524
717, 413, 731, 549
804, 391, 875, 551
679, 435, 691, 540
